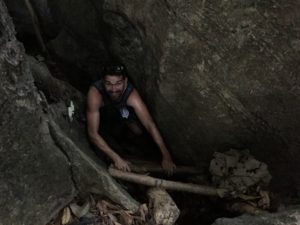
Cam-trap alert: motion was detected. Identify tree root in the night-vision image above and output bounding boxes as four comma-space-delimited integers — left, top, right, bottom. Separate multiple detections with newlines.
48, 119, 140, 211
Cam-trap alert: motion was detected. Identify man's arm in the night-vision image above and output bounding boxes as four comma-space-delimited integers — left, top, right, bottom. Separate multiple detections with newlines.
127, 89, 176, 174
86, 87, 130, 171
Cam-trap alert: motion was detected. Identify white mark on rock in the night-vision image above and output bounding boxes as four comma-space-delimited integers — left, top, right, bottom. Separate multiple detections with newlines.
68, 100, 75, 122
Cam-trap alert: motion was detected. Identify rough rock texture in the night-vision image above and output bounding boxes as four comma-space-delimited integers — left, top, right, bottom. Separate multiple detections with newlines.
0, 2, 138, 225
5, 0, 300, 201
0, 1, 75, 224
211, 205, 300, 225
102, 0, 300, 196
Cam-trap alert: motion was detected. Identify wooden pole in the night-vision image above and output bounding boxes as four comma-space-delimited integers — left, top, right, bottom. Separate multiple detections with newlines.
108, 168, 228, 198
129, 159, 204, 175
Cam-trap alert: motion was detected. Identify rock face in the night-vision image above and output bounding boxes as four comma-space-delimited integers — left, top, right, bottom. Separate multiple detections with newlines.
211, 206, 300, 225
101, 0, 300, 194
0, 2, 138, 225
4, 0, 300, 208
0, 2, 75, 224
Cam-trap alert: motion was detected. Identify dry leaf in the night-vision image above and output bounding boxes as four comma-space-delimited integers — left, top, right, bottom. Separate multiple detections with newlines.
70, 201, 90, 218
238, 194, 260, 201
258, 190, 270, 209
104, 200, 122, 210
61, 207, 72, 225
138, 204, 148, 221
226, 202, 267, 215
120, 211, 134, 225
107, 213, 118, 222
114, 222, 122, 225
90, 195, 96, 207
97, 200, 108, 216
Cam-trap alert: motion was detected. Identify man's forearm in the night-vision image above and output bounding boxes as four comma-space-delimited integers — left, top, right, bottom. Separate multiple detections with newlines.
89, 132, 131, 171
89, 133, 120, 161
147, 124, 176, 174
147, 124, 172, 158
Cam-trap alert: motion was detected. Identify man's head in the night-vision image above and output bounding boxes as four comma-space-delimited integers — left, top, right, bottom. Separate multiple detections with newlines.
101, 64, 128, 101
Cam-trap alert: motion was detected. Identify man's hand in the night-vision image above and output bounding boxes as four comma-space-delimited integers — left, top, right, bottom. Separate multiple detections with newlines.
162, 156, 176, 175
113, 156, 131, 172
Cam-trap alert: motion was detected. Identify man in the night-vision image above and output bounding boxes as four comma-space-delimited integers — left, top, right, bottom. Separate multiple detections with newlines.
86, 64, 176, 174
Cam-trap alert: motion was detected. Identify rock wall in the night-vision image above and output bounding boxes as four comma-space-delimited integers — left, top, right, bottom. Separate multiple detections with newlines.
102, 0, 300, 194
0, 1, 139, 224
0, 1, 76, 224
212, 205, 300, 225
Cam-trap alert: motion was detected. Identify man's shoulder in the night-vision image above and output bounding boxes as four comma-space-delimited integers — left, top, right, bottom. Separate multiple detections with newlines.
87, 88, 102, 110
127, 88, 143, 106
88, 85, 103, 100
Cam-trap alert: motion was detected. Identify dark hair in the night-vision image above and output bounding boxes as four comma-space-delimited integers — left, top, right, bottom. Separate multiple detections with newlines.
101, 64, 127, 78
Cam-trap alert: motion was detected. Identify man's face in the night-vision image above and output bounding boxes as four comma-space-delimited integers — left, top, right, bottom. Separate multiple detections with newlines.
103, 75, 127, 101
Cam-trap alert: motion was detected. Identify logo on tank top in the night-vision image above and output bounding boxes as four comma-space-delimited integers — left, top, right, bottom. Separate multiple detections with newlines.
120, 107, 129, 119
